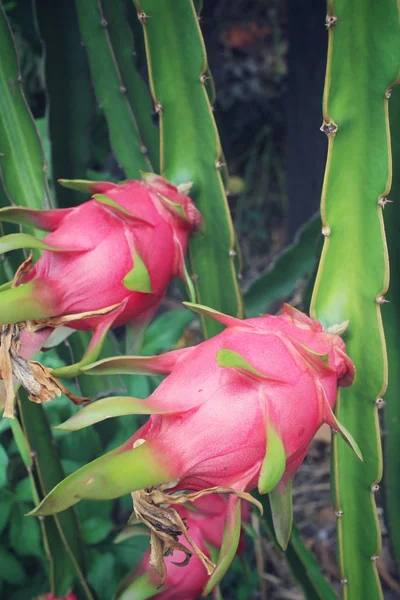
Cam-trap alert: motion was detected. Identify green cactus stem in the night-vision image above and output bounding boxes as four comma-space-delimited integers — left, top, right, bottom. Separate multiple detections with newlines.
310, 1, 399, 597
134, 0, 243, 337
75, 0, 159, 177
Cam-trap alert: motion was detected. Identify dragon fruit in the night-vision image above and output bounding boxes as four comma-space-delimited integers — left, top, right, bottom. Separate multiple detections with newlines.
31, 303, 359, 590
0, 174, 201, 416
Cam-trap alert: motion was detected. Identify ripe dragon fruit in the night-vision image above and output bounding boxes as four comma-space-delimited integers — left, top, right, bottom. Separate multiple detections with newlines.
30, 303, 360, 592
0, 174, 201, 416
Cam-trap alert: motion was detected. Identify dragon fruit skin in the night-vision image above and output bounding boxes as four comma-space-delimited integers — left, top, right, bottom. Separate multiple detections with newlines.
124, 305, 355, 494
31, 303, 359, 587
16, 175, 201, 331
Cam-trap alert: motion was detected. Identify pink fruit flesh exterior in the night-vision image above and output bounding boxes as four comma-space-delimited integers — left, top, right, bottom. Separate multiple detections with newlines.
134, 495, 248, 600
124, 306, 355, 493
22, 177, 201, 330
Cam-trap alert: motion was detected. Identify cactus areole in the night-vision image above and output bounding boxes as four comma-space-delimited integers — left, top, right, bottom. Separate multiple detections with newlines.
0, 174, 201, 417
33, 303, 360, 592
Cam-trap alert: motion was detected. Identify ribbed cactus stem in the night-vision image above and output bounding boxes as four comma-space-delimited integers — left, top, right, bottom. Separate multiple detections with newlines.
75, 0, 159, 177
311, 1, 399, 597
134, 0, 243, 337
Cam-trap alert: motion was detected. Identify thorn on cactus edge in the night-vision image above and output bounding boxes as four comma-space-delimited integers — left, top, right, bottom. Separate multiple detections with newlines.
320, 120, 338, 137
191, 273, 199, 283
155, 103, 163, 115
138, 12, 150, 23
376, 397, 385, 409
321, 226, 331, 237
340, 579, 348, 586
385, 89, 392, 99
378, 197, 393, 208
17, 75, 23, 83
229, 250, 237, 258
100, 18, 108, 28
120, 85, 127, 94
200, 74, 210, 84
325, 14, 338, 29
140, 145, 148, 155
376, 295, 389, 305
335, 510, 344, 518
371, 484, 380, 492
215, 160, 225, 170
371, 555, 379, 562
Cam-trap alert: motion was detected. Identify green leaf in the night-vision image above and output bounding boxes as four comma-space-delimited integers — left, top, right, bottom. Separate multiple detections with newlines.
29, 441, 174, 516
0, 489, 14, 535
115, 571, 159, 600
88, 551, 118, 600
51, 301, 127, 378
135, 0, 243, 337
244, 214, 320, 316
268, 480, 293, 551
0, 232, 84, 255
183, 301, 242, 329
122, 249, 152, 293
58, 178, 108, 194
82, 347, 186, 377
56, 395, 175, 432
9, 503, 42, 558
141, 309, 194, 355
203, 496, 241, 594
0, 548, 26, 584
216, 348, 283, 382
93, 193, 152, 225
156, 192, 190, 222
0, 443, 9, 487
82, 516, 113, 545
258, 424, 286, 495
14, 477, 34, 503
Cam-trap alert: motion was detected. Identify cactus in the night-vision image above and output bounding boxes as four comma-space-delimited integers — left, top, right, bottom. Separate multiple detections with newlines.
134, 0, 243, 337
0, 1, 51, 245
310, 1, 399, 597
383, 83, 400, 565
35, 0, 94, 207
75, 0, 159, 176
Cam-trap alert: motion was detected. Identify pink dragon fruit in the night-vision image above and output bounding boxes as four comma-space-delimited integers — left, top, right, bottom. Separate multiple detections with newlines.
0, 174, 201, 416
118, 495, 248, 599
0, 174, 201, 332
31, 303, 359, 590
